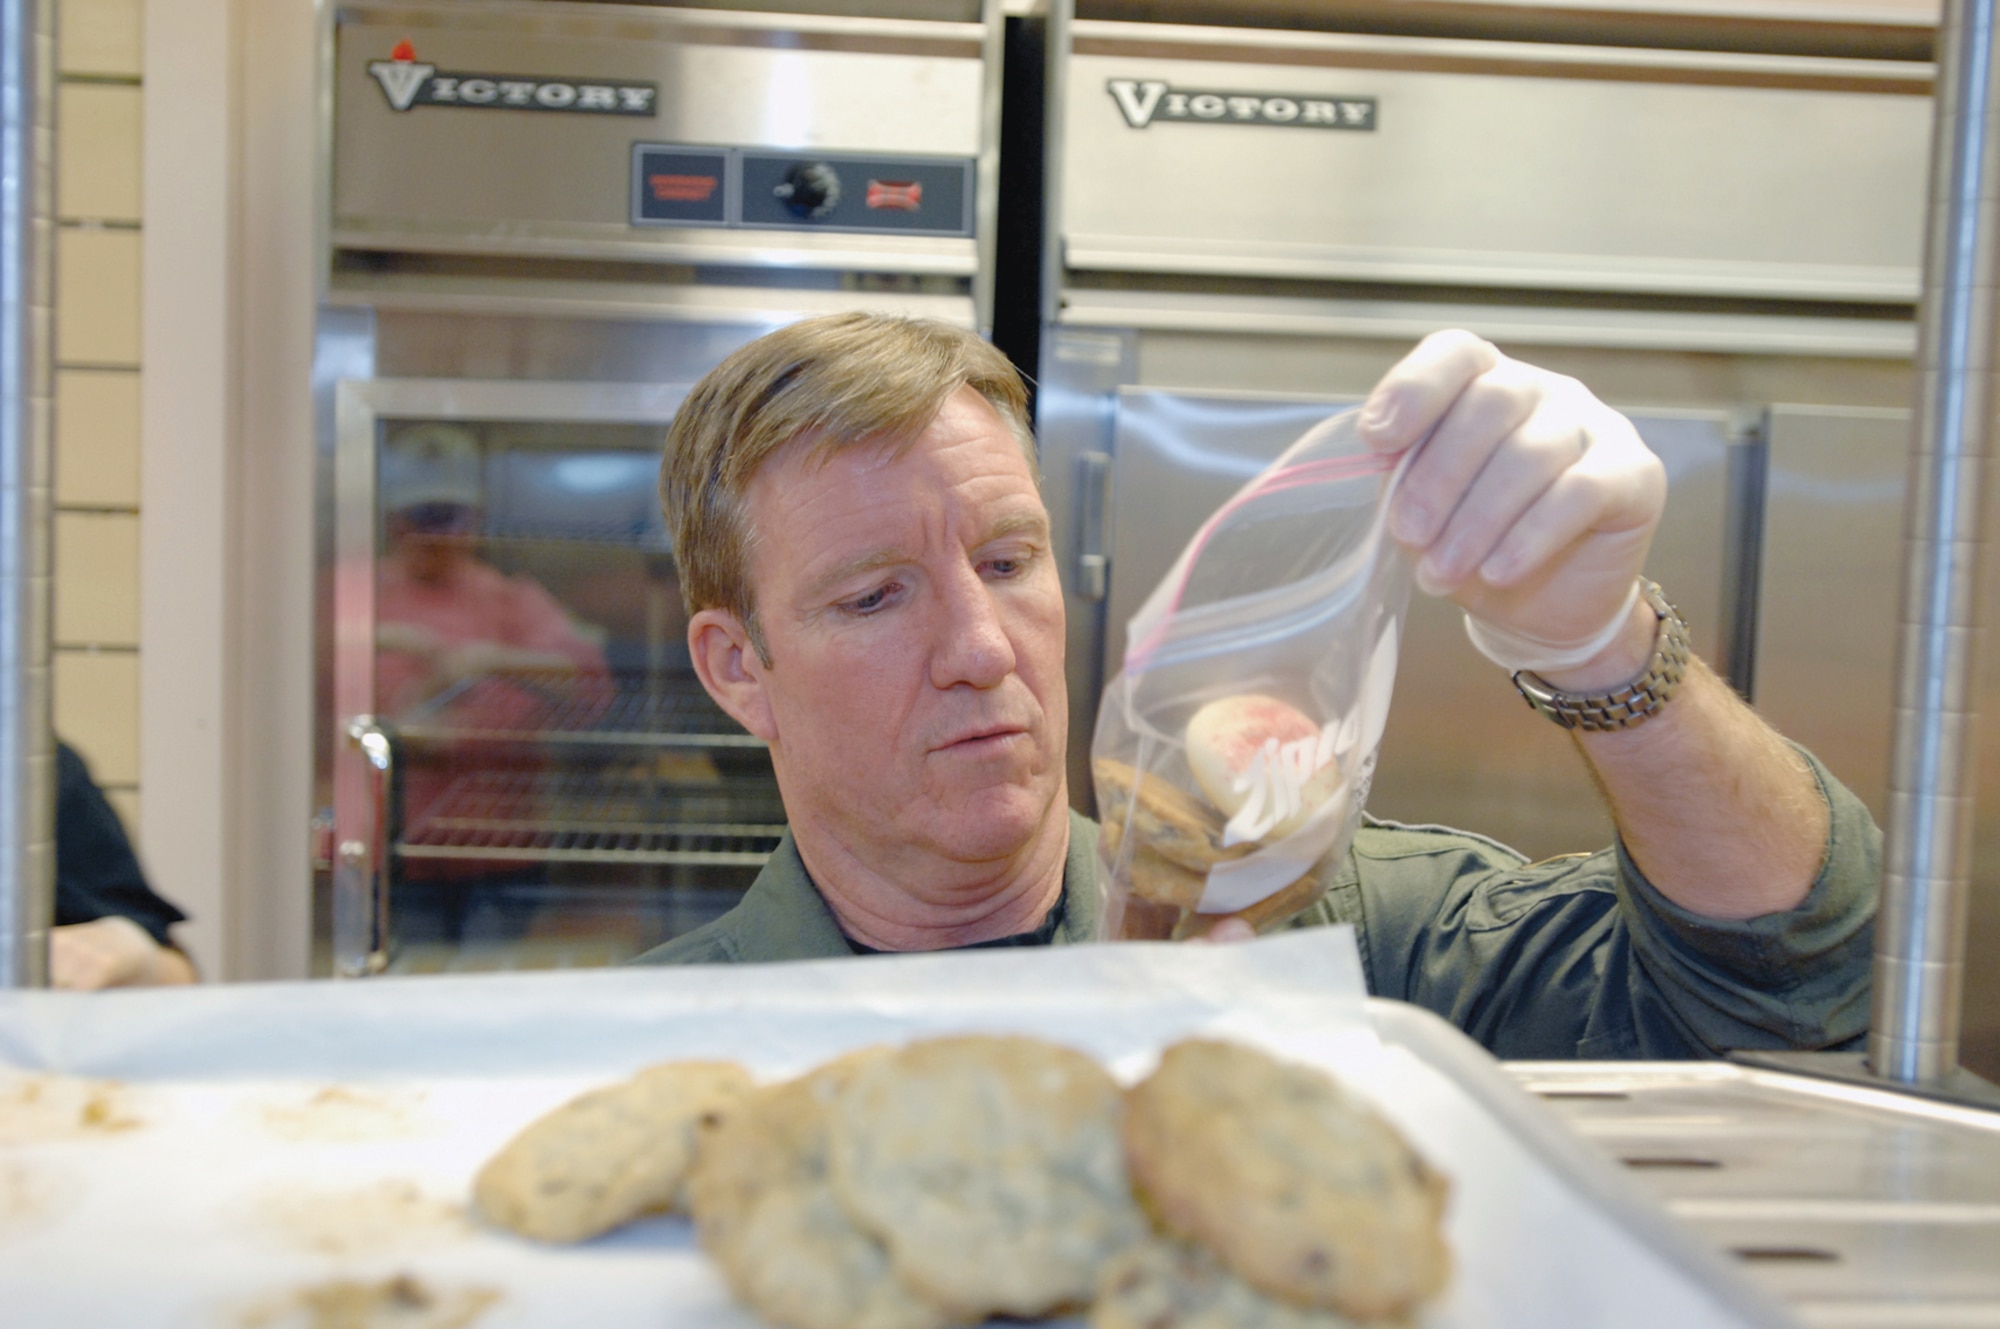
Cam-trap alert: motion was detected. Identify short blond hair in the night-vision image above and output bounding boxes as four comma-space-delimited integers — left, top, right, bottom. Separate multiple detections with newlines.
660, 313, 1035, 661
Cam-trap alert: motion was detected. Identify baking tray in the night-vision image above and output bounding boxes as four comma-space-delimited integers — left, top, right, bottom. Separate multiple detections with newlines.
0, 929, 1796, 1328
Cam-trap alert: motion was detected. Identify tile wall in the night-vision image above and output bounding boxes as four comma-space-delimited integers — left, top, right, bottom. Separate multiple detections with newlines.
52, 0, 144, 834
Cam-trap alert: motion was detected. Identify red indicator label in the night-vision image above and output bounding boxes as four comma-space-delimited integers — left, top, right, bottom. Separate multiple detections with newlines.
651, 174, 718, 202
865, 179, 922, 211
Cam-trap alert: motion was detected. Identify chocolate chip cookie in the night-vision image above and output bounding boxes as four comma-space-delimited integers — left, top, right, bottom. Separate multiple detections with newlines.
1094, 1237, 1378, 1329
1093, 759, 1249, 872
828, 1035, 1145, 1320
473, 1059, 753, 1243
686, 1051, 955, 1329
1123, 1039, 1450, 1321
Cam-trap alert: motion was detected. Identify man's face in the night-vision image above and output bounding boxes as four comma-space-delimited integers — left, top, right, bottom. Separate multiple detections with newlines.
731, 387, 1068, 875
386, 502, 479, 584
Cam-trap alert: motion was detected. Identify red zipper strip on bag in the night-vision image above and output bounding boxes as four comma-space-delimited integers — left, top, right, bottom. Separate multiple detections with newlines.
1124, 449, 1404, 672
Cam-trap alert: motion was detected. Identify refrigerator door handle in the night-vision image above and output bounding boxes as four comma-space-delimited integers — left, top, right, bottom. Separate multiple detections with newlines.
339, 716, 398, 977
1075, 450, 1113, 602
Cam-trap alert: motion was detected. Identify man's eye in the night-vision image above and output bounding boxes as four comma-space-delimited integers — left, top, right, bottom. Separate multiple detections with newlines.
984, 552, 1032, 578
844, 583, 896, 614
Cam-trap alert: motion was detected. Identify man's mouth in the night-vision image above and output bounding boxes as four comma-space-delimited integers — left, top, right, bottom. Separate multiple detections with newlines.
937, 723, 1028, 752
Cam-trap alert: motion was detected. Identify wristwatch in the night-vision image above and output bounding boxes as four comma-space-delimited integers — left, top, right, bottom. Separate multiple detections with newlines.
1512, 580, 1689, 731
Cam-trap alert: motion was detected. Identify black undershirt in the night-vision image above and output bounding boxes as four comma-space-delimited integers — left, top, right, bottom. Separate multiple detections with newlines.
844, 886, 1067, 955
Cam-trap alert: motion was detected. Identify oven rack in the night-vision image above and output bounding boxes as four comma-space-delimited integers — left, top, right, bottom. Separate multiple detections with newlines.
475, 520, 673, 553
397, 768, 787, 867
393, 673, 765, 748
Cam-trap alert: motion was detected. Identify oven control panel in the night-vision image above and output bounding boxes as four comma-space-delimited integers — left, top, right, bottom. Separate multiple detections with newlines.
632, 144, 973, 237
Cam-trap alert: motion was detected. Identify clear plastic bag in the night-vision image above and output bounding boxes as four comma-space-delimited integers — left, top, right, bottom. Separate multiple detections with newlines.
1092, 409, 1413, 940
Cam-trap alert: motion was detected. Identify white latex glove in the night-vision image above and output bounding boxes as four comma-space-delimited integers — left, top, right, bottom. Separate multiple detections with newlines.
1357, 330, 1666, 665
49, 916, 179, 990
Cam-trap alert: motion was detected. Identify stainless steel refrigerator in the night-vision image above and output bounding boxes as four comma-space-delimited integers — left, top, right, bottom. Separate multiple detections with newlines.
315, 0, 1004, 976
1030, 3, 2000, 1063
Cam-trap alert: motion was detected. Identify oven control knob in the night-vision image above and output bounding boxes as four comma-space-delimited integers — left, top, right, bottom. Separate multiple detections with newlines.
775, 161, 841, 219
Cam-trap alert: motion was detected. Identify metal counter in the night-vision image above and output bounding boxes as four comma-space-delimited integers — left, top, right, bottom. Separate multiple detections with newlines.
1506, 1059, 2000, 1328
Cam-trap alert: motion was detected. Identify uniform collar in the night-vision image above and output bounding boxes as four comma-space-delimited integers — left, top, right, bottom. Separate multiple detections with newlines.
724, 810, 1101, 961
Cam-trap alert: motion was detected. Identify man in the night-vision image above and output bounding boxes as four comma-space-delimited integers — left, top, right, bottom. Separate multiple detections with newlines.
634, 314, 1875, 1060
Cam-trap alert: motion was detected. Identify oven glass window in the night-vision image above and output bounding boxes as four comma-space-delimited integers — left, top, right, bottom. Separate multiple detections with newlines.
371, 417, 780, 971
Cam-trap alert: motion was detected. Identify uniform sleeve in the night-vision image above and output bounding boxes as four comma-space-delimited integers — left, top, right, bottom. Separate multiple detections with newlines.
1333, 747, 1877, 1060
53, 742, 189, 948
1605, 749, 1877, 1057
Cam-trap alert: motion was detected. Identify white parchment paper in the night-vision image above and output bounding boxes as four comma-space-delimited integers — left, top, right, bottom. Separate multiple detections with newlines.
0, 930, 1789, 1329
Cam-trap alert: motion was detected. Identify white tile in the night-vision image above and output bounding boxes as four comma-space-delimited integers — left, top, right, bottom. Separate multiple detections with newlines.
103, 786, 141, 840
56, 227, 141, 366
55, 648, 139, 784
55, 509, 140, 647
56, 368, 141, 508
57, 83, 142, 222
58, 0, 143, 78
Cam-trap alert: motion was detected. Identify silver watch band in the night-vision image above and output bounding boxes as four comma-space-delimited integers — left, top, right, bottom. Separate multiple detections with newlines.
1511, 581, 1689, 732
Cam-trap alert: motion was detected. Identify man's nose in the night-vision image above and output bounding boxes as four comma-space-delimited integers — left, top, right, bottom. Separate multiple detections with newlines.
930, 565, 1016, 689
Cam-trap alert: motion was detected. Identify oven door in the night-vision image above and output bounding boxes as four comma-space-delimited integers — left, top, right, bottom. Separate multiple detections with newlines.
329, 378, 779, 976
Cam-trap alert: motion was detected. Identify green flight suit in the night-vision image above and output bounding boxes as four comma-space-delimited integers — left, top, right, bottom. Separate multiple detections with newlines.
633, 752, 1877, 1061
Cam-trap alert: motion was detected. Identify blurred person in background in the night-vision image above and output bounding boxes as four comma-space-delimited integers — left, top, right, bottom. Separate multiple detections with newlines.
376, 423, 611, 943
51, 739, 196, 990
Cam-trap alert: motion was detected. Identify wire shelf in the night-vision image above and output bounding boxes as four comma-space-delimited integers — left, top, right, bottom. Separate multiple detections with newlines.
394, 673, 766, 748
476, 520, 674, 553
398, 768, 787, 867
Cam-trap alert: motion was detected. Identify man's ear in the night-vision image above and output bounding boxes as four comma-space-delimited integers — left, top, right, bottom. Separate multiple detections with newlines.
688, 608, 777, 743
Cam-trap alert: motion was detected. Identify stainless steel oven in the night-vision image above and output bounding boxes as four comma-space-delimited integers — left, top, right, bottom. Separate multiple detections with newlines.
317, 0, 1003, 976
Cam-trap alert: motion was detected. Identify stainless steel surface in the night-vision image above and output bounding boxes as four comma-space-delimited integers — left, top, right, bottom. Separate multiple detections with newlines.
340, 718, 395, 977
326, 269, 977, 328
330, 373, 384, 979
1059, 19, 1931, 300
1369, 1003, 1798, 1329
330, 223, 983, 276
973, 0, 1005, 335
332, 0, 987, 274
1037, 325, 1135, 807
0, 0, 54, 990
1068, 0, 1940, 57
1056, 286, 1921, 359
1507, 1059, 2000, 1328
1875, 0, 2000, 1084
1754, 403, 2000, 1085
1735, 1048, 2000, 1112
1755, 407, 1909, 800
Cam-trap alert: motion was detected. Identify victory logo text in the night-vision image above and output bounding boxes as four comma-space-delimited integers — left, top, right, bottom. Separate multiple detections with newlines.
1107, 80, 1376, 131
368, 52, 657, 116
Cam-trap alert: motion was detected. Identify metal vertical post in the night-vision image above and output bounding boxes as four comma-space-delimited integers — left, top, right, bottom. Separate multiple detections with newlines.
0, 0, 56, 989
1872, 0, 2000, 1083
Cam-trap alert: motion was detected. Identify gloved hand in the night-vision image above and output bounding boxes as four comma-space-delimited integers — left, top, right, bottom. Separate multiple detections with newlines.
1357, 330, 1666, 674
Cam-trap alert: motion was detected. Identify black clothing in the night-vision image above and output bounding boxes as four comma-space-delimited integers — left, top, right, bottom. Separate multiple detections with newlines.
54, 741, 186, 948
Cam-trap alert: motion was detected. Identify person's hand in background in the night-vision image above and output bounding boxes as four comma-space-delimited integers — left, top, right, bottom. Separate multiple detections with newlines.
50, 916, 197, 991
